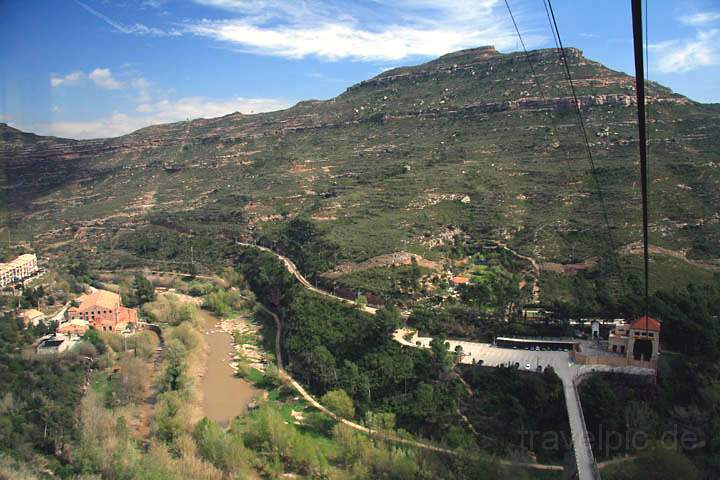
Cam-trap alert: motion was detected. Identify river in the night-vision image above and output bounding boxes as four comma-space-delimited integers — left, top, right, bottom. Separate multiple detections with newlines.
199, 311, 259, 426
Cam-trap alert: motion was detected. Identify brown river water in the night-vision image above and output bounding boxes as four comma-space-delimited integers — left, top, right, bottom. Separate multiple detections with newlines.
199, 313, 259, 426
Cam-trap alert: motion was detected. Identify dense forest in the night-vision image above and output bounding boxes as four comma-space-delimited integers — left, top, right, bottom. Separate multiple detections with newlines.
236, 247, 569, 462
0, 317, 87, 472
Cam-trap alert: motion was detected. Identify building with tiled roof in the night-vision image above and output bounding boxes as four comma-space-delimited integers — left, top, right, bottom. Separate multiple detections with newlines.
451, 276, 470, 285
630, 315, 662, 332
608, 315, 661, 366
21, 308, 45, 326
68, 289, 138, 333
57, 318, 90, 336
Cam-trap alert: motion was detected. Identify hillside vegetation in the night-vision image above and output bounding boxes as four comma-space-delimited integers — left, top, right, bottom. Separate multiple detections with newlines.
2, 46, 719, 301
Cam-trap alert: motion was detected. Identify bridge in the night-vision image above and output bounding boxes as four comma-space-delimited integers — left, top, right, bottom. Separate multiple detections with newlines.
395, 329, 654, 480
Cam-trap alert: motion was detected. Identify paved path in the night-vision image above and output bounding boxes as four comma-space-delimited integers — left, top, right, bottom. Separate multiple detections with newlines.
395, 330, 654, 480
238, 243, 657, 480
258, 301, 563, 470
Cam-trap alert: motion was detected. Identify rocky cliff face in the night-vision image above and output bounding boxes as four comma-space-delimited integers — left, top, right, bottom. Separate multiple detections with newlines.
2, 46, 719, 265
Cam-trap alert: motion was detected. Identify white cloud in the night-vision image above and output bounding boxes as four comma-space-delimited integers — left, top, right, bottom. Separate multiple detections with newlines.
50, 71, 84, 87
680, 11, 720, 26
653, 29, 719, 73
131, 77, 152, 102
187, 0, 534, 61
134, 96, 290, 119
76, 0, 180, 36
17, 96, 292, 139
142, 0, 167, 8
188, 20, 522, 62
89, 68, 124, 89
74, 0, 536, 62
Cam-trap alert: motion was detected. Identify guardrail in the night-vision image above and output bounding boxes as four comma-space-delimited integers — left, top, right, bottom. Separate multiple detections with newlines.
572, 375, 602, 480
496, 334, 578, 342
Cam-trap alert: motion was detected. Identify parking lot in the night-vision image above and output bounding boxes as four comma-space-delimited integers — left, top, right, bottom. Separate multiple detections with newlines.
409, 335, 572, 372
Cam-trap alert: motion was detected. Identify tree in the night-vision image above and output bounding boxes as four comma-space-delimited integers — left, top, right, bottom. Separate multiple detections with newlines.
430, 336, 453, 372
263, 362, 280, 387
80, 328, 107, 354
222, 267, 247, 289
321, 389, 355, 418
364, 411, 395, 431
154, 391, 186, 443
355, 295, 368, 310
132, 274, 156, 306
610, 443, 702, 480
162, 340, 188, 393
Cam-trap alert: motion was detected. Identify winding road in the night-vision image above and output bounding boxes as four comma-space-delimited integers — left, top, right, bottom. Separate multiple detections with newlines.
237, 242, 630, 477
122, 243, 651, 478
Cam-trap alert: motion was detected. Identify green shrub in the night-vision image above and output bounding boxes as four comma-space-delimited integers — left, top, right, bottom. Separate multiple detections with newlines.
320, 389, 355, 419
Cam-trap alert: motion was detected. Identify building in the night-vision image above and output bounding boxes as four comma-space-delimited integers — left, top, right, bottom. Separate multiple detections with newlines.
451, 276, 470, 286
36, 333, 73, 355
607, 315, 661, 366
57, 318, 90, 336
522, 307, 552, 322
0, 254, 39, 288
68, 289, 138, 333
21, 308, 46, 326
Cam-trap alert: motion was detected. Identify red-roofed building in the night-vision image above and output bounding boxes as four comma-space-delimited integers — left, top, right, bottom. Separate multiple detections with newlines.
631, 316, 661, 332
67, 289, 138, 333
608, 316, 661, 366
451, 276, 470, 285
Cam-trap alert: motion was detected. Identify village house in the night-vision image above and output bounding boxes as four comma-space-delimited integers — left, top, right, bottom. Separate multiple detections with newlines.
67, 289, 138, 333
451, 276, 470, 286
21, 308, 46, 326
0, 253, 39, 288
57, 318, 90, 336
36, 333, 74, 355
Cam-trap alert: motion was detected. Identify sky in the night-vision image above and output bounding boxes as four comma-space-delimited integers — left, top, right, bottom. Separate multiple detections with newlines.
1, 0, 719, 139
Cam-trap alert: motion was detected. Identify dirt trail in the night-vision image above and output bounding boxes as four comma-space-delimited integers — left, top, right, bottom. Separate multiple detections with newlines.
249, 251, 564, 472
487, 241, 541, 302
132, 329, 163, 442
619, 241, 720, 272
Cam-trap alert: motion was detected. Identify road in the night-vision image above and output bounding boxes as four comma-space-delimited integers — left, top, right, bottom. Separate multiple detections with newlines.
239, 242, 598, 476
237, 242, 378, 314
395, 329, 654, 480
48, 302, 71, 323
236, 242, 656, 479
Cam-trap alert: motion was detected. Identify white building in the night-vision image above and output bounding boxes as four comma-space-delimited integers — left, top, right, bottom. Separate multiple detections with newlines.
0, 254, 39, 288
36, 333, 74, 355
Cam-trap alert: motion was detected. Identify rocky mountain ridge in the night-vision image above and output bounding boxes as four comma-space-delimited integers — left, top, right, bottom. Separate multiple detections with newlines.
2, 46, 719, 281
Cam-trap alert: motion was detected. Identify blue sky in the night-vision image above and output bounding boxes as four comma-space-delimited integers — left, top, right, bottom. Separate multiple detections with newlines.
1, 0, 719, 139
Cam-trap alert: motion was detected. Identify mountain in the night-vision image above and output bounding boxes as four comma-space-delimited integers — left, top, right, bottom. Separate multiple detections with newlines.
2, 46, 719, 295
